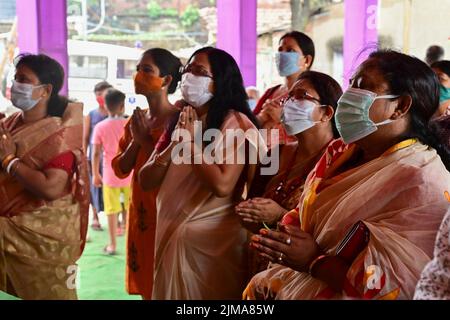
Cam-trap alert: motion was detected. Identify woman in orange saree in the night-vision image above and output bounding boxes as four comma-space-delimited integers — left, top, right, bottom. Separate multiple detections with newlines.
111, 48, 182, 300
244, 50, 450, 300
0, 54, 88, 300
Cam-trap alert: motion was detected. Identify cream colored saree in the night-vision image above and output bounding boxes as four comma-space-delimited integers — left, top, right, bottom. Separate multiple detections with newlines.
153, 111, 261, 300
244, 139, 450, 300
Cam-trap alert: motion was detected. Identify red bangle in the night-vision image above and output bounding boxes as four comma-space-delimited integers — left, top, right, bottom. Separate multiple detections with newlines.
308, 254, 328, 276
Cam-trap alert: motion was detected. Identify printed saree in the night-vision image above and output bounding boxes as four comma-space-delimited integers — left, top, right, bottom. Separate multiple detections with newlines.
111, 113, 164, 300
0, 103, 89, 300
244, 138, 450, 300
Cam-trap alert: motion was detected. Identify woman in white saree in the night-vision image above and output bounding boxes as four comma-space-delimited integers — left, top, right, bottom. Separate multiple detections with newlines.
139, 47, 263, 299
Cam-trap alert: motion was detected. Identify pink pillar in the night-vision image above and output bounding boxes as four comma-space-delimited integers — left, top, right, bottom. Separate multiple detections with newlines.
216, 0, 257, 86
16, 0, 68, 95
343, 0, 378, 88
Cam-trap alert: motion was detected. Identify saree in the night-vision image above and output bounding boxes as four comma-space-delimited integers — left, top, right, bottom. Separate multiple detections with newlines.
247, 142, 326, 277
152, 111, 261, 300
0, 103, 89, 300
111, 114, 164, 300
244, 138, 450, 300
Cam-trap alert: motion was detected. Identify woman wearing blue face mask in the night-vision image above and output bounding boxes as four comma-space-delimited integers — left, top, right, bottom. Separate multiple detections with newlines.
429, 60, 450, 151
0, 54, 89, 299
431, 60, 450, 116
245, 50, 450, 300
253, 31, 315, 147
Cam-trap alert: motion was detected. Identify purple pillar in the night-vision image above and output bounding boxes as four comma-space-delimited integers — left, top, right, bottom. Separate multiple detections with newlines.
217, 0, 257, 86
16, 0, 68, 95
343, 0, 378, 88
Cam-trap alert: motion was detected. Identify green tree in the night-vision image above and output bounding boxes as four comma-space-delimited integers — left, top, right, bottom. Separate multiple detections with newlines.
148, 1, 163, 19
290, 0, 337, 31
181, 5, 200, 28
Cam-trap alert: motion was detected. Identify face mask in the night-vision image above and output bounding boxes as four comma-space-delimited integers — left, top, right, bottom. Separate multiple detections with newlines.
439, 85, 450, 103
281, 98, 324, 135
335, 87, 399, 144
181, 73, 213, 108
134, 72, 164, 95
96, 95, 105, 108
11, 80, 44, 111
248, 99, 257, 111
275, 52, 302, 77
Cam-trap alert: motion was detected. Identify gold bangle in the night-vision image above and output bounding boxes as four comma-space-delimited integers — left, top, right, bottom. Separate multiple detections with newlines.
2, 154, 16, 169
308, 254, 328, 276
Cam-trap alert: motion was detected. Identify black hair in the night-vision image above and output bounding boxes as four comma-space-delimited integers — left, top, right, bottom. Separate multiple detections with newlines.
15, 53, 68, 118
368, 50, 450, 170
280, 31, 315, 68
431, 60, 450, 78
142, 48, 182, 94
94, 81, 112, 93
297, 71, 342, 138
186, 46, 259, 133
104, 88, 125, 113
426, 45, 445, 65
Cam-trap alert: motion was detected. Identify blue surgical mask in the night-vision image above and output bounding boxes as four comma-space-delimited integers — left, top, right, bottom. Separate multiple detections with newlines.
275, 52, 302, 77
335, 88, 399, 144
248, 99, 257, 111
11, 80, 44, 111
439, 85, 450, 103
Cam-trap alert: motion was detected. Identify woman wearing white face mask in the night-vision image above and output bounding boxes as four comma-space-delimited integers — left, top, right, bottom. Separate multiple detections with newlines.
253, 31, 315, 147
235, 71, 342, 278
138, 47, 261, 299
245, 50, 450, 300
0, 54, 89, 299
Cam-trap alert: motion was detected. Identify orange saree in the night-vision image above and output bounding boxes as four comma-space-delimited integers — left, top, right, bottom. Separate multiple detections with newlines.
111, 114, 164, 300
0, 103, 89, 300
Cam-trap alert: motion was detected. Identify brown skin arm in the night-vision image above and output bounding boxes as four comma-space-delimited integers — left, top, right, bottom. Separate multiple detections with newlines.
138, 142, 176, 191
91, 143, 103, 187
116, 140, 140, 176
13, 164, 70, 201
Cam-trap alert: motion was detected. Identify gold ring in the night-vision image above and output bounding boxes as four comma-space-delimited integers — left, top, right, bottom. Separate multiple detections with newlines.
1, 134, 7, 140
180, 121, 186, 126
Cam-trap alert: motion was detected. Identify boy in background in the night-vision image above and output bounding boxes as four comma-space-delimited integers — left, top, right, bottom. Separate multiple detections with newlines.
92, 89, 131, 255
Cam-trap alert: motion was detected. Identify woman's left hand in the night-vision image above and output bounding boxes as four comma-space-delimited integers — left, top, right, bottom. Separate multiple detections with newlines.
0, 123, 17, 161
236, 198, 287, 225
183, 106, 199, 138
250, 224, 322, 273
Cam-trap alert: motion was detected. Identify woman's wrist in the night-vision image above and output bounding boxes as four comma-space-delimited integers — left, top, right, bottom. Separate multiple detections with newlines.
2, 154, 16, 169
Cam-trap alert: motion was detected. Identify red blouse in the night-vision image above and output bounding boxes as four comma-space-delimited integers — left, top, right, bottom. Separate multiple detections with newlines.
43, 151, 76, 175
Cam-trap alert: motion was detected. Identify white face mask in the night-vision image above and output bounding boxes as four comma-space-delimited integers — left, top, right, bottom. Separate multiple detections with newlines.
11, 80, 44, 111
180, 73, 213, 108
281, 98, 325, 135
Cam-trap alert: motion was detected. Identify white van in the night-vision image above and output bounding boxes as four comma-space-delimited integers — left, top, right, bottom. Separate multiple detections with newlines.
3, 40, 150, 116
68, 39, 149, 115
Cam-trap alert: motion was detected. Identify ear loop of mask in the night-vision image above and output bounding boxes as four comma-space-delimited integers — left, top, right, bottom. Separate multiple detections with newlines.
371, 95, 400, 126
